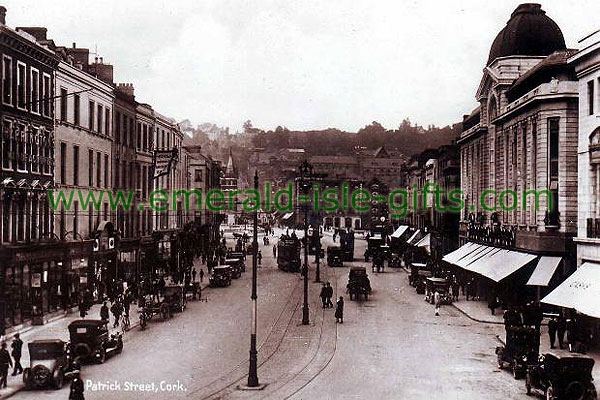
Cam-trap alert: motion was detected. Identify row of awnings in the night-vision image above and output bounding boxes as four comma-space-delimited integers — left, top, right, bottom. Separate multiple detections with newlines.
390, 225, 408, 239
443, 242, 600, 319
442, 242, 560, 284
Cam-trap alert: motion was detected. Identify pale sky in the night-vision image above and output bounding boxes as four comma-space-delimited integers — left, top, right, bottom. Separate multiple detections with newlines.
4, 1, 599, 133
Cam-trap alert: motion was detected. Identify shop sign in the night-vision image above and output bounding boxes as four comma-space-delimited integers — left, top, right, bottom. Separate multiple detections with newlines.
31, 273, 42, 288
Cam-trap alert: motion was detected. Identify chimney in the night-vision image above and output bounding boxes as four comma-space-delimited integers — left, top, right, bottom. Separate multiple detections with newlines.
72, 42, 76, 48
117, 83, 135, 97
0, 6, 6, 25
89, 59, 113, 84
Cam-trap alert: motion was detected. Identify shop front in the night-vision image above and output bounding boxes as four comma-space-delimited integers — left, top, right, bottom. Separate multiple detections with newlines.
0, 243, 67, 332
118, 237, 140, 287
90, 221, 118, 301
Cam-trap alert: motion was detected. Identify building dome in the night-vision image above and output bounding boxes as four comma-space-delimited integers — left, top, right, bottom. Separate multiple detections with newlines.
487, 3, 566, 65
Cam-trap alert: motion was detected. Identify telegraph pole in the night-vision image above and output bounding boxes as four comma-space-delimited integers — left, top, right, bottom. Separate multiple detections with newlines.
247, 170, 260, 387
300, 161, 311, 325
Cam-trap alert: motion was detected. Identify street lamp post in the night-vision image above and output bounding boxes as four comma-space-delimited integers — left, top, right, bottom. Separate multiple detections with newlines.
314, 209, 321, 283
300, 160, 311, 325
247, 170, 260, 387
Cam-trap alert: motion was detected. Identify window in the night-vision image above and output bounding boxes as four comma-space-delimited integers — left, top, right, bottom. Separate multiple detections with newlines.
195, 169, 203, 182
2, 119, 12, 169
115, 111, 121, 143
60, 88, 68, 121
105, 108, 110, 137
31, 128, 39, 173
73, 201, 79, 237
104, 154, 109, 189
137, 122, 141, 148
60, 142, 67, 184
115, 161, 120, 188
73, 145, 79, 185
16, 124, 26, 171
141, 124, 145, 150
2, 56, 12, 105
88, 149, 94, 186
73, 94, 80, 125
42, 74, 51, 117
42, 129, 51, 174
16, 62, 25, 109
97, 104, 103, 134
548, 118, 560, 225
89, 101, 95, 131
96, 152, 101, 188
589, 80, 595, 116
30, 69, 39, 113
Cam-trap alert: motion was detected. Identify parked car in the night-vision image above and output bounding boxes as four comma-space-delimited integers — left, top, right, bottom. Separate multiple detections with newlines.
68, 320, 123, 363
210, 265, 232, 287
224, 257, 244, 278
424, 278, 453, 305
526, 352, 597, 399
496, 326, 539, 379
23, 339, 71, 390
347, 267, 372, 301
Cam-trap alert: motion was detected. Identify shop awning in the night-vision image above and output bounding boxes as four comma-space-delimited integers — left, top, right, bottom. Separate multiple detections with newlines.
526, 256, 562, 286
542, 262, 600, 318
443, 242, 536, 282
390, 225, 409, 239
442, 242, 480, 265
415, 233, 431, 252
407, 229, 421, 245
282, 212, 294, 220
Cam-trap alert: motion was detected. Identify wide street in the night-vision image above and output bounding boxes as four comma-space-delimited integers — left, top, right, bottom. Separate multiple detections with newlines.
13, 232, 531, 400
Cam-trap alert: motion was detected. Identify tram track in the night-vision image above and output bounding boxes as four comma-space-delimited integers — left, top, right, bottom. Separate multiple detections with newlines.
187, 272, 303, 399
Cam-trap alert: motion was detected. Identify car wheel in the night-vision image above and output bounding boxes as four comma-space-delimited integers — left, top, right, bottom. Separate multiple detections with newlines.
546, 386, 555, 400
97, 348, 106, 364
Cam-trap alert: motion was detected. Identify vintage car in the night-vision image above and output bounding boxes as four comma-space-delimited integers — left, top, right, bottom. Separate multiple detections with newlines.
389, 254, 402, 268
365, 235, 385, 261
327, 246, 344, 267
526, 352, 597, 399
23, 339, 73, 390
347, 267, 372, 301
372, 251, 386, 273
277, 238, 301, 272
224, 257, 244, 278
424, 277, 452, 305
210, 265, 233, 287
229, 251, 247, 266
68, 320, 123, 363
414, 270, 433, 294
163, 284, 187, 313
496, 326, 539, 379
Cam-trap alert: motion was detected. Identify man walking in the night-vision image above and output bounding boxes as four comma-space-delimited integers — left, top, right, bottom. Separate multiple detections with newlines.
110, 301, 122, 328
326, 282, 334, 308
319, 284, 328, 309
0, 342, 12, 388
100, 301, 109, 322
11, 333, 22, 376
199, 269, 205, 283
192, 269, 197, 283
335, 296, 344, 323
548, 316, 558, 349
434, 291, 441, 316
557, 314, 567, 349
258, 251, 262, 266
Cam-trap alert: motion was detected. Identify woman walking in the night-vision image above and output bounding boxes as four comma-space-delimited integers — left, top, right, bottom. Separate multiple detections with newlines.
335, 296, 344, 324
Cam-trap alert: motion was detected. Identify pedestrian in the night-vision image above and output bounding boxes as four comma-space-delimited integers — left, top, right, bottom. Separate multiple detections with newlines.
335, 296, 344, 323
110, 301, 121, 328
69, 370, 85, 400
100, 301, 109, 322
434, 290, 441, 316
548, 316, 558, 349
10, 333, 22, 376
258, 251, 262, 266
200, 269, 205, 283
192, 269, 197, 283
326, 282, 334, 308
319, 284, 328, 309
0, 342, 12, 388
451, 277, 460, 302
78, 299, 87, 318
567, 318, 576, 352
273, 244, 277, 258
557, 314, 566, 349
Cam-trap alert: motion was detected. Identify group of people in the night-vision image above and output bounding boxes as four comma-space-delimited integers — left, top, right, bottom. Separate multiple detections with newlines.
319, 283, 344, 323
100, 291, 132, 329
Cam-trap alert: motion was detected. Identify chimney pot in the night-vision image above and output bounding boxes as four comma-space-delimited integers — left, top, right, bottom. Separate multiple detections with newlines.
72, 42, 76, 48
0, 6, 6, 25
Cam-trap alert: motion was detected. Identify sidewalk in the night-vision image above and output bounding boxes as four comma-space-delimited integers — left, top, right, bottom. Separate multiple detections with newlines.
0, 302, 140, 399
453, 296, 600, 383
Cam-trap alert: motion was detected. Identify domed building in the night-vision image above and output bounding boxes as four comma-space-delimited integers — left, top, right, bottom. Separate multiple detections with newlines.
448, 4, 579, 306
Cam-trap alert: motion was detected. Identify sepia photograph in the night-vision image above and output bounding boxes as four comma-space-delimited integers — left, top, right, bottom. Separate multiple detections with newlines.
0, 1, 600, 399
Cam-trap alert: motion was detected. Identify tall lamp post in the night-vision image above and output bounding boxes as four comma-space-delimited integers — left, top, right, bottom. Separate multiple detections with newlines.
314, 208, 321, 283
300, 160, 312, 325
247, 170, 260, 387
